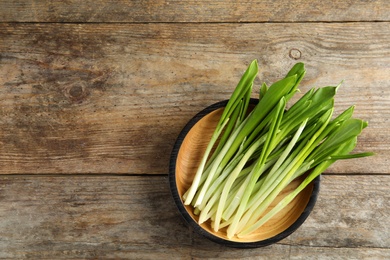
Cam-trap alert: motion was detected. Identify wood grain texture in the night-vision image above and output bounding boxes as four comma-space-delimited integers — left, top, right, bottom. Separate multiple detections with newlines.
0, 22, 388, 175
1, 0, 388, 258
0, 175, 388, 259
1, 0, 389, 23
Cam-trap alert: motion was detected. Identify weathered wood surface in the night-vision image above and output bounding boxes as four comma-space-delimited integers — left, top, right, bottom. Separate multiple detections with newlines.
1, 22, 389, 174
0, 175, 388, 259
1, 0, 389, 23
1, 0, 389, 258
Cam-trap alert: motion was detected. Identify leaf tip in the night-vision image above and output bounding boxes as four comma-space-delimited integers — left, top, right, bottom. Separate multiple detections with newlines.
336, 80, 344, 92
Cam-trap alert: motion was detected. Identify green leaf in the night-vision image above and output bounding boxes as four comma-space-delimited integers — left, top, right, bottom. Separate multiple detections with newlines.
259, 82, 268, 101
184, 60, 258, 206
226, 97, 286, 237
308, 118, 366, 163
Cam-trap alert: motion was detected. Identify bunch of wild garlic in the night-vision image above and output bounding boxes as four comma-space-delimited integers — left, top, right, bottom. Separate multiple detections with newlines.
182, 60, 373, 239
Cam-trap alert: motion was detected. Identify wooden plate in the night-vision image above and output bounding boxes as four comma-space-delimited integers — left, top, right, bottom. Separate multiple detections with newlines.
169, 99, 320, 248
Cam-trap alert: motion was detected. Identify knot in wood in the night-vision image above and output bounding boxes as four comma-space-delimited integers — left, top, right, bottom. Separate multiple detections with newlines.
64, 83, 89, 103
69, 85, 83, 98
289, 48, 302, 60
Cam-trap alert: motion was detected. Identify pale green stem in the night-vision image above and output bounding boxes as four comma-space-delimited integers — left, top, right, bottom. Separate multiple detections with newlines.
184, 118, 230, 205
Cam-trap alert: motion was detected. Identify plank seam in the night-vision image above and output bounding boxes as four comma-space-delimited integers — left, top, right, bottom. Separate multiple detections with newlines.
278, 242, 390, 250
1, 20, 390, 25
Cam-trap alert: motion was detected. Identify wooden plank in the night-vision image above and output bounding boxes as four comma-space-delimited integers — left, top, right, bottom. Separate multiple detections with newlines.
0, 0, 389, 23
0, 23, 389, 174
0, 175, 388, 258
288, 175, 390, 248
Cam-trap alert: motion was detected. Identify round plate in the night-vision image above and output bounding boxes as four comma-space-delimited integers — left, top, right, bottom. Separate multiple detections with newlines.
169, 99, 320, 248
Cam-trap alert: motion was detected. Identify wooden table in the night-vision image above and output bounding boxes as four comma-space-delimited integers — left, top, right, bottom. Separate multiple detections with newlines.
0, 1, 389, 259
